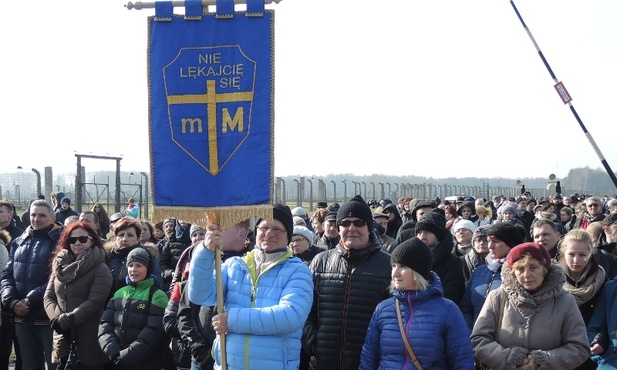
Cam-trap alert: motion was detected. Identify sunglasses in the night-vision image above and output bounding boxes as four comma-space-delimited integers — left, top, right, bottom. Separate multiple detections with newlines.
338, 219, 368, 228
68, 236, 93, 245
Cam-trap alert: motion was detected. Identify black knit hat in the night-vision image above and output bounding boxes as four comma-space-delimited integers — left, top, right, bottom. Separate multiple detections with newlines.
273, 204, 294, 244
486, 223, 526, 249
336, 195, 373, 227
391, 237, 433, 280
127, 247, 153, 276
415, 212, 447, 241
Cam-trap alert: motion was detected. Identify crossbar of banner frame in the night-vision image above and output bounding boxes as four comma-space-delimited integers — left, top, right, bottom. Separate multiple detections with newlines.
125, 0, 282, 10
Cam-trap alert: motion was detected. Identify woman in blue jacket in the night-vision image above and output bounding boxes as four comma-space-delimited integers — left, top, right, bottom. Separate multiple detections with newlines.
360, 237, 474, 370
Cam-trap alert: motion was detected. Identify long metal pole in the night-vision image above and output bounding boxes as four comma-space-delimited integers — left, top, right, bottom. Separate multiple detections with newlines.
510, 1, 617, 190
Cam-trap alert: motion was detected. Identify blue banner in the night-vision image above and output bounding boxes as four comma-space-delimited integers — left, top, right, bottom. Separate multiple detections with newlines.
148, 10, 273, 212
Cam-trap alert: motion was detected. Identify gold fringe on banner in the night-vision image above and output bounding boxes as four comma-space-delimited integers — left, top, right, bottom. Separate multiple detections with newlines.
152, 204, 273, 230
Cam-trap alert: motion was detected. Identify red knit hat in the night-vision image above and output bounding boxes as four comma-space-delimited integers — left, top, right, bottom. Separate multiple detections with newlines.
507, 242, 551, 270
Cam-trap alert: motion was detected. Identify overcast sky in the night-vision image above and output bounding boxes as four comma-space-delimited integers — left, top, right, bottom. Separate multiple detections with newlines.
1, 0, 615, 181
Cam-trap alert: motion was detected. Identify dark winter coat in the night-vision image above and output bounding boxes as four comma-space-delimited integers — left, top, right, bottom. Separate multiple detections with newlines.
54, 208, 79, 225
174, 245, 249, 370
1, 223, 63, 323
594, 242, 617, 280
430, 231, 465, 304
304, 242, 391, 370
44, 245, 112, 366
98, 277, 169, 369
383, 204, 403, 239
314, 234, 341, 250
2, 224, 23, 241
159, 236, 191, 292
294, 245, 326, 265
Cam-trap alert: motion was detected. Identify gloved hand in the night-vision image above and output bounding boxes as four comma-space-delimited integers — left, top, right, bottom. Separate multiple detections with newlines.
50, 318, 70, 335
191, 343, 211, 368
113, 354, 126, 369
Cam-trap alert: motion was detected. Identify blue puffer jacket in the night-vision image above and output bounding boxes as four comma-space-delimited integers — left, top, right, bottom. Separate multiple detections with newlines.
588, 278, 617, 368
359, 272, 475, 370
459, 264, 503, 330
189, 244, 313, 370
1, 223, 63, 323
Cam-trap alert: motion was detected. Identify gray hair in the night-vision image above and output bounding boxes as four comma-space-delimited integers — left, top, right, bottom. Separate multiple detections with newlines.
30, 199, 54, 216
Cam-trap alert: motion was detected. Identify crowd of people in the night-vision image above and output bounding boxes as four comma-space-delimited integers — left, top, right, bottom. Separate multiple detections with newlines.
1, 190, 617, 369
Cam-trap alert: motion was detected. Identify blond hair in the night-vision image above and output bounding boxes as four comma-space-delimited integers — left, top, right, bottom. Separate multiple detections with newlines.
559, 229, 593, 256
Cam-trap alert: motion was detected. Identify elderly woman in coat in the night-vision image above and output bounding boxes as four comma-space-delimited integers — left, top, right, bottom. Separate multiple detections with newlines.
359, 237, 475, 370
44, 222, 113, 369
471, 242, 590, 370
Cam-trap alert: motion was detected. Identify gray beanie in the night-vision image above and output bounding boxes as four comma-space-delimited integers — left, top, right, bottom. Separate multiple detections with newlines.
127, 248, 152, 275
293, 226, 314, 245
501, 204, 517, 216
190, 224, 207, 237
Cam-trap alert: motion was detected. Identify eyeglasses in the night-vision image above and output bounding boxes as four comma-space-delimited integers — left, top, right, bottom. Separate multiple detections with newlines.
68, 235, 93, 245
338, 219, 367, 228
290, 238, 307, 244
257, 226, 287, 235
587, 203, 600, 208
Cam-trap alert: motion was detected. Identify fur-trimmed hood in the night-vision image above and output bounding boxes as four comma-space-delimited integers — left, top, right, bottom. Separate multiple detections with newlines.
0, 229, 11, 247
501, 259, 566, 303
103, 240, 159, 260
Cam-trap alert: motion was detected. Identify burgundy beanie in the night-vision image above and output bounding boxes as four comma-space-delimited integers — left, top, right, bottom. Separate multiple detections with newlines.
507, 242, 552, 270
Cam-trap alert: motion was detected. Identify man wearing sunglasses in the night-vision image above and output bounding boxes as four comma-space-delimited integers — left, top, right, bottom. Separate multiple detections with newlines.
303, 195, 391, 370
1, 199, 64, 370
574, 196, 605, 230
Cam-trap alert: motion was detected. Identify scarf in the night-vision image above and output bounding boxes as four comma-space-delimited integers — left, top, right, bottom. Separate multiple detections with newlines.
253, 247, 287, 276
456, 243, 473, 255
561, 261, 606, 306
485, 253, 505, 273
53, 246, 107, 284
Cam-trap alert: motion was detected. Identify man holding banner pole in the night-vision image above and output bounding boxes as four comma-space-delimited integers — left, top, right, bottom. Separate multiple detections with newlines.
189, 204, 313, 369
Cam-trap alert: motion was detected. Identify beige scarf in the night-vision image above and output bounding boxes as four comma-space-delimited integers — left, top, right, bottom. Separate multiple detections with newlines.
561, 262, 606, 306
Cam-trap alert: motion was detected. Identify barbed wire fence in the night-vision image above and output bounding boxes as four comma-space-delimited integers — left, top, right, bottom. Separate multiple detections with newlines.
1, 171, 601, 216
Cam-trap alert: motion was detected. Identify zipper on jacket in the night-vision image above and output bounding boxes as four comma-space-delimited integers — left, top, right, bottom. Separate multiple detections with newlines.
340, 257, 353, 369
